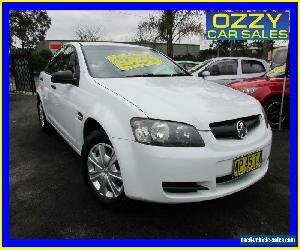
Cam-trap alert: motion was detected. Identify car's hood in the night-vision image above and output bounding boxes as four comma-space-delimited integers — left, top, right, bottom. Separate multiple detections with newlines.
93, 76, 261, 130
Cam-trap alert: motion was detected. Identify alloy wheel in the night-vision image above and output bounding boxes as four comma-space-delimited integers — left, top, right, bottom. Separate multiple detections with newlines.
87, 143, 123, 199
265, 100, 286, 127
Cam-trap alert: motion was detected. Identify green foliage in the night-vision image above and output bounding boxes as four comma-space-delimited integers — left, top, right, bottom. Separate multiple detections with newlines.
209, 40, 249, 56
31, 49, 53, 73
136, 11, 204, 58
10, 11, 51, 49
208, 40, 271, 59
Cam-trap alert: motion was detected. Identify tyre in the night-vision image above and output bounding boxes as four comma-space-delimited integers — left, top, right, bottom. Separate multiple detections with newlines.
263, 96, 289, 128
81, 130, 126, 205
37, 99, 52, 132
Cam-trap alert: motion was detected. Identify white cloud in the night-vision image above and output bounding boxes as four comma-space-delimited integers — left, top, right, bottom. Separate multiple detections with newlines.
46, 10, 201, 44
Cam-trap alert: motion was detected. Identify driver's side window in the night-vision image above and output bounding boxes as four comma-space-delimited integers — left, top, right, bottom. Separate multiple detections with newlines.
44, 48, 65, 75
61, 46, 79, 77
205, 60, 238, 76
45, 46, 79, 76
207, 62, 221, 76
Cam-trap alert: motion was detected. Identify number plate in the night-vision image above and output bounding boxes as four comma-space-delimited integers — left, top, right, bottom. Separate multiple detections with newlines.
233, 151, 262, 178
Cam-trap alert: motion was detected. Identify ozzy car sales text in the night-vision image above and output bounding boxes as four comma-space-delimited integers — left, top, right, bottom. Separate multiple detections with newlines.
206, 12, 289, 40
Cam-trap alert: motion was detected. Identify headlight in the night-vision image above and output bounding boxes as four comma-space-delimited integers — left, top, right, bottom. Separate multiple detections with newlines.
130, 118, 205, 147
240, 87, 257, 95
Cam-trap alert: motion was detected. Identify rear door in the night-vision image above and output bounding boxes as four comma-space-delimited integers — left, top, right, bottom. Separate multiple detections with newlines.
241, 59, 267, 79
202, 59, 239, 85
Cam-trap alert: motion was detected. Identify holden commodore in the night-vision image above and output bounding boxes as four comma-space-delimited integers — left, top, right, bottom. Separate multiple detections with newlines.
36, 42, 272, 205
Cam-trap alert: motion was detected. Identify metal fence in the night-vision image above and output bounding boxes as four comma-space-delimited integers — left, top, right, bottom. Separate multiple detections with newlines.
10, 50, 35, 94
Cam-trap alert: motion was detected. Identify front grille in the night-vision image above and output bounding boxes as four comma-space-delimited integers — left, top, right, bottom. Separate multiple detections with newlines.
210, 115, 260, 139
162, 182, 209, 193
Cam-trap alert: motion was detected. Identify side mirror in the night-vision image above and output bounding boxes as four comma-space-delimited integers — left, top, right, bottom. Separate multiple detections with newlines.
201, 70, 211, 77
51, 70, 78, 85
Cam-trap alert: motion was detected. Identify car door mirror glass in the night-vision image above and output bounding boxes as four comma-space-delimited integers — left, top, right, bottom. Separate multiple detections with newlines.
51, 70, 78, 85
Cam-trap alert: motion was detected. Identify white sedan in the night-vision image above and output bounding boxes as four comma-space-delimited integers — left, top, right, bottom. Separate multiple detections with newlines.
190, 57, 271, 85
36, 42, 272, 205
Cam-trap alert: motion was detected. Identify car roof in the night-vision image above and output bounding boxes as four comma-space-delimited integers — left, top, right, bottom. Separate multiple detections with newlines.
68, 41, 151, 49
176, 61, 199, 64
213, 57, 266, 62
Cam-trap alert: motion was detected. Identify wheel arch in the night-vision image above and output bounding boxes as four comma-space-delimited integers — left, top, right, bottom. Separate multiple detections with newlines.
81, 111, 133, 153
83, 118, 107, 141
261, 93, 290, 106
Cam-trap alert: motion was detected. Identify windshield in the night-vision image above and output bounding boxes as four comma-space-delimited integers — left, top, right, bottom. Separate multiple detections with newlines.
265, 64, 286, 78
272, 48, 287, 67
81, 45, 189, 78
189, 59, 212, 73
177, 62, 198, 71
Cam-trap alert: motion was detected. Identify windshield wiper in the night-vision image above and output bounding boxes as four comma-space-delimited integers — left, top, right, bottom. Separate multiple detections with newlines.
125, 73, 173, 77
171, 72, 190, 76
125, 73, 189, 77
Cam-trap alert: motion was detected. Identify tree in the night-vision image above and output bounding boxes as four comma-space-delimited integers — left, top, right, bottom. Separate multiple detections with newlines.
209, 40, 230, 57
135, 11, 204, 58
250, 40, 274, 60
209, 40, 249, 57
10, 11, 51, 49
75, 25, 103, 41
262, 41, 274, 60
31, 49, 53, 74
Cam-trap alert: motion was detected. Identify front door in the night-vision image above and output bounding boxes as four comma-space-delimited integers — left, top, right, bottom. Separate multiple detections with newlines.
50, 46, 81, 148
203, 59, 239, 85
42, 48, 66, 124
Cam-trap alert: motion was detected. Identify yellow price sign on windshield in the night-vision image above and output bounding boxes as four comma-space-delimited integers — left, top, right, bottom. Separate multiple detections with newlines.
269, 64, 286, 74
106, 52, 164, 71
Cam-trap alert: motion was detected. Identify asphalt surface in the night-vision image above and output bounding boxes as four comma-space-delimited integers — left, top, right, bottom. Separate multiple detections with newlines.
10, 95, 290, 239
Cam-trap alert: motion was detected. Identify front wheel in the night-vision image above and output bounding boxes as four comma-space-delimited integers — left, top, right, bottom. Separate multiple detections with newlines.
263, 97, 289, 128
81, 130, 126, 205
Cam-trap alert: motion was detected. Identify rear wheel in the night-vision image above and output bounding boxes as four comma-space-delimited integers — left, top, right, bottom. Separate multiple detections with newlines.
263, 96, 289, 128
81, 130, 126, 205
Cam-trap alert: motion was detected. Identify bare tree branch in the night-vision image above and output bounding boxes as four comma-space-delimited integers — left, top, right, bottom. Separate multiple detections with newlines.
74, 25, 103, 41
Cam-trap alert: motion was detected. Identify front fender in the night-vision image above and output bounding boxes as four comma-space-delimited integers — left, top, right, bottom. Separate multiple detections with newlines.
81, 90, 147, 148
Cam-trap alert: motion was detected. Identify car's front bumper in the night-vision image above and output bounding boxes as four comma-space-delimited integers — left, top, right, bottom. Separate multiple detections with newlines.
112, 124, 272, 203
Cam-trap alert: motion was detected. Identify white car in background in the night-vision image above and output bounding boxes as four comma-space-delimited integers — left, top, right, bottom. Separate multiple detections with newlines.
37, 43, 272, 205
190, 57, 271, 85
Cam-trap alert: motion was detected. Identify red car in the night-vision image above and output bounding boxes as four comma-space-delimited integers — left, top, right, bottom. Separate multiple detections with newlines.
227, 68, 289, 128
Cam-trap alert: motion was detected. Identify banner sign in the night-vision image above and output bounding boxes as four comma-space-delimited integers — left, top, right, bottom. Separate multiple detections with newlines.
106, 52, 163, 71
206, 12, 289, 40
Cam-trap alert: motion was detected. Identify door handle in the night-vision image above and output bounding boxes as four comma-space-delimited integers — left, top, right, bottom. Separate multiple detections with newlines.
51, 85, 56, 89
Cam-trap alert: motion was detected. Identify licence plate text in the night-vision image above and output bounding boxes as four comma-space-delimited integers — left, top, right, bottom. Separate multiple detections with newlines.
233, 151, 262, 178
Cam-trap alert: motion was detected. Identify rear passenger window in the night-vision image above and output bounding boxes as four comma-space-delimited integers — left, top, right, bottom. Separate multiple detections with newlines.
207, 60, 238, 76
242, 60, 265, 74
